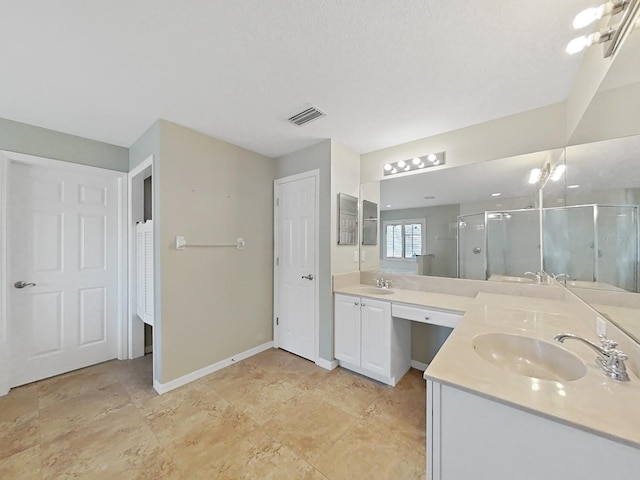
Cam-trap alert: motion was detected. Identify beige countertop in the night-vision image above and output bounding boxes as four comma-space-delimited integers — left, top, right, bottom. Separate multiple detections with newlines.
425, 292, 640, 449
334, 284, 473, 313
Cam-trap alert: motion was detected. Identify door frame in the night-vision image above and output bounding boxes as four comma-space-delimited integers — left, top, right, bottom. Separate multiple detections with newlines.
273, 169, 320, 364
0, 150, 128, 395
127, 155, 153, 361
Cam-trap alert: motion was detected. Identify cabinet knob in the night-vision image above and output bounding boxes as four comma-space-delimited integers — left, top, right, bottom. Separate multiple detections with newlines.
361, 303, 366, 307
354, 302, 359, 306
425, 316, 430, 321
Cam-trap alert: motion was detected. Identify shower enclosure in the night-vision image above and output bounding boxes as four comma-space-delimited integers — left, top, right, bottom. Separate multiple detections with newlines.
458, 209, 541, 281
543, 204, 639, 291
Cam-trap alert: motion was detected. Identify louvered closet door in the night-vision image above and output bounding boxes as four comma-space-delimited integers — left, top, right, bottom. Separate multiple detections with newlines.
136, 220, 154, 325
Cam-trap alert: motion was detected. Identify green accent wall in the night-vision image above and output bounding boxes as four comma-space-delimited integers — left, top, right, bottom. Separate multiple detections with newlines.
0, 117, 128, 171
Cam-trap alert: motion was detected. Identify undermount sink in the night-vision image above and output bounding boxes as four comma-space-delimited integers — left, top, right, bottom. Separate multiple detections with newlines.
357, 287, 395, 296
472, 332, 587, 382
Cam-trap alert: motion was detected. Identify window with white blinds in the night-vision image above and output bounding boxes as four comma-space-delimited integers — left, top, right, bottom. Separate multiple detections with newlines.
383, 219, 426, 260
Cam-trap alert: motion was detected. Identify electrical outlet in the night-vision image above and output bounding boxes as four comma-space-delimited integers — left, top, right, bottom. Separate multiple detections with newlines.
361, 250, 366, 261
596, 317, 607, 337
353, 251, 359, 262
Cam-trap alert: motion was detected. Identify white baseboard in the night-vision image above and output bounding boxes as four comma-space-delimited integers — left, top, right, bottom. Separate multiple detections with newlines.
411, 360, 429, 371
153, 341, 273, 395
316, 357, 339, 371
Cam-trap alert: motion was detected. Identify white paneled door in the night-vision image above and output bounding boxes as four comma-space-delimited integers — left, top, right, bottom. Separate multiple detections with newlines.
275, 172, 317, 362
8, 161, 120, 387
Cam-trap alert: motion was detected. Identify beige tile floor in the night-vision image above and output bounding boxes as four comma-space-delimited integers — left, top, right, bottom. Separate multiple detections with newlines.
0, 348, 426, 479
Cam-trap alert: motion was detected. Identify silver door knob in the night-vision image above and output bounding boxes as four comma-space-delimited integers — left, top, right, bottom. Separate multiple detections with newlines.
301, 274, 314, 281
14, 281, 36, 289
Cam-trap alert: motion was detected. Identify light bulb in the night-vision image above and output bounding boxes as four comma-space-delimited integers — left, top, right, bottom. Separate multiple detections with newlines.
391, 168, 397, 174
566, 31, 603, 54
412, 157, 421, 165
566, 35, 589, 54
397, 160, 406, 168
573, 5, 606, 29
384, 163, 392, 171
529, 168, 542, 184
404, 164, 410, 171
432, 160, 440, 165
550, 164, 566, 181
427, 153, 437, 163
417, 163, 425, 169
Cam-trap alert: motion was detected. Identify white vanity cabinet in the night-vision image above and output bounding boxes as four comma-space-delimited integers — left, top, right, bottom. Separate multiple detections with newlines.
426, 379, 640, 480
334, 293, 411, 386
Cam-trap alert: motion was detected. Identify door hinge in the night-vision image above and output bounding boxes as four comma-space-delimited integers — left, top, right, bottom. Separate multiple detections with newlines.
276, 317, 279, 326
276, 197, 280, 206
276, 257, 279, 266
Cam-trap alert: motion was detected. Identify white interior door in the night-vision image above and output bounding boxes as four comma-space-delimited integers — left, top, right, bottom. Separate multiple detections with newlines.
275, 172, 317, 361
8, 160, 120, 387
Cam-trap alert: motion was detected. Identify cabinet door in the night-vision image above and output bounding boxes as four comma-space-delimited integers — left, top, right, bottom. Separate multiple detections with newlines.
334, 294, 361, 365
360, 298, 391, 377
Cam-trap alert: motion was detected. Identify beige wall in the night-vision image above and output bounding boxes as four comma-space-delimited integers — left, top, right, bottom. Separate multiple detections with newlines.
569, 82, 640, 145
157, 120, 275, 382
330, 140, 361, 275
565, 43, 616, 140
360, 103, 567, 184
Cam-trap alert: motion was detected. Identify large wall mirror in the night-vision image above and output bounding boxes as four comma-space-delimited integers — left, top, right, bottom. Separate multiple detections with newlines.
543, 134, 640, 343
360, 149, 563, 283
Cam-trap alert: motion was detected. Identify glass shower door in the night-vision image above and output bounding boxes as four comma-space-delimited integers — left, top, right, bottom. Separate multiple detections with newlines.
595, 205, 638, 291
457, 214, 485, 280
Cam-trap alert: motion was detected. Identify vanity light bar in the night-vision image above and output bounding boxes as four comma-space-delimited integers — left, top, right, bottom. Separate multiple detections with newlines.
383, 152, 446, 176
566, 0, 639, 57
528, 164, 566, 185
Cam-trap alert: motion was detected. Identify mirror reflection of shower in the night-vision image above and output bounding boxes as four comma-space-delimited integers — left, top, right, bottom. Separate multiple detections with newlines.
543, 204, 639, 292
457, 209, 541, 282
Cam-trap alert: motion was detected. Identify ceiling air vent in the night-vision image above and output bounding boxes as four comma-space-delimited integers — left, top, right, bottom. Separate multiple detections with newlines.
287, 105, 326, 126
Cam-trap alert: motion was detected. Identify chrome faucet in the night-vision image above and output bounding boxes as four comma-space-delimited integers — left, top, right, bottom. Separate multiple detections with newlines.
553, 273, 570, 280
554, 333, 630, 382
375, 278, 391, 289
524, 271, 543, 283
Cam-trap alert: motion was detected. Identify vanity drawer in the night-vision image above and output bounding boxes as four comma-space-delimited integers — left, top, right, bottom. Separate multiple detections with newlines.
391, 303, 462, 328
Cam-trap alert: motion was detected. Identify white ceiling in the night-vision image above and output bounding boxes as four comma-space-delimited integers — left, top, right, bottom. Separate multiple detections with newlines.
0, 0, 598, 158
